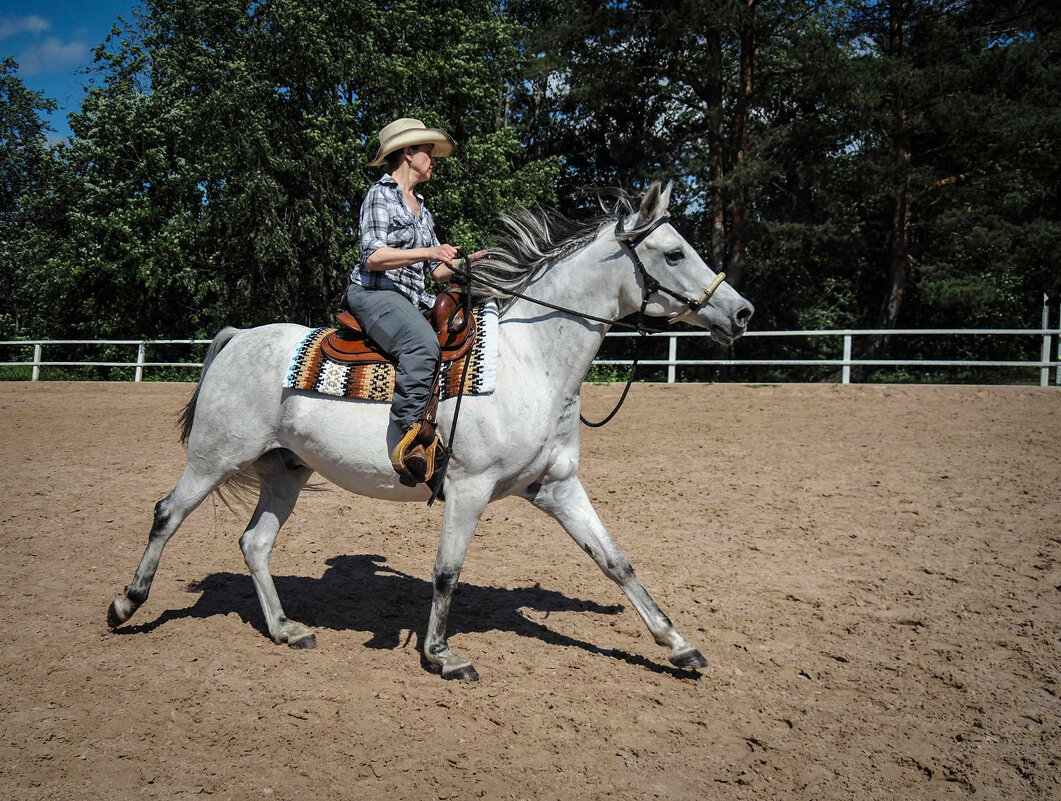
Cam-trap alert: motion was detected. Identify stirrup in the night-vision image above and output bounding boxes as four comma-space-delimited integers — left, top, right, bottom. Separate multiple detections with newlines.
390, 421, 441, 486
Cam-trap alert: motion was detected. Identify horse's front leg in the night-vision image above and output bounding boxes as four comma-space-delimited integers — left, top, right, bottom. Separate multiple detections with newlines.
423, 487, 491, 681
525, 475, 708, 670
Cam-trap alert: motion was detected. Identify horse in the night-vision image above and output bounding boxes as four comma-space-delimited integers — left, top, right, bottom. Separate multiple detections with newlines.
107, 181, 754, 681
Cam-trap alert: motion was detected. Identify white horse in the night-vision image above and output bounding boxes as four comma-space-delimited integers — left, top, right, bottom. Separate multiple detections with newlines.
108, 182, 754, 680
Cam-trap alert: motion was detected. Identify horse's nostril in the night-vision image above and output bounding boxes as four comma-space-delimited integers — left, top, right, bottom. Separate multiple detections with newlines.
737, 303, 754, 324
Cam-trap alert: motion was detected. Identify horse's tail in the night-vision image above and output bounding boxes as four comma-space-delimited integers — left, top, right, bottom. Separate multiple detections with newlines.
178, 326, 242, 445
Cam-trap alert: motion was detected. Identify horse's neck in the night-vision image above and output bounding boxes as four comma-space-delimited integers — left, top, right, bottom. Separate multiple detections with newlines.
499, 235, 627, 401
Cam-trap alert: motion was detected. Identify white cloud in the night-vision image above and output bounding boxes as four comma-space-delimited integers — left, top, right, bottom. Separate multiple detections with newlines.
0, 14, 51, 39
17, 37, 88, 76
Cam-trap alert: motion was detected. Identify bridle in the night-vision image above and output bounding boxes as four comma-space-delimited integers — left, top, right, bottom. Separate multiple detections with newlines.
615, 214, 728, 330
447, 215, 729, 427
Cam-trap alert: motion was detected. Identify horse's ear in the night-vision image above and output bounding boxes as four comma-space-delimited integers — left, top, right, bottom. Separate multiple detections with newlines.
638, 182, 661, 222
658, 180, 673, 213
638, 180, 673, 222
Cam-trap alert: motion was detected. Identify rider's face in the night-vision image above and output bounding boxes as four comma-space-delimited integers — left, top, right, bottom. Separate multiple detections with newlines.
408, 144, 436, 180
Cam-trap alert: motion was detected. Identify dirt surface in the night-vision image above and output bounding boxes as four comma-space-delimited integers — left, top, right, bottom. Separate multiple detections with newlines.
0, 381, 1058, 800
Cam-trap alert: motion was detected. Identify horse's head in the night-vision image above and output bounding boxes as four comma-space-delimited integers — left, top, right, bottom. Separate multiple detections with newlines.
618, 182, 753, 345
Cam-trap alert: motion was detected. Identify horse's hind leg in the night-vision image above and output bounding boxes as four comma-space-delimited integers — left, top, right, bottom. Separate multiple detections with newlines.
238, 458, 315, 648
107, 463, 223, 628
525, 475, 708, 670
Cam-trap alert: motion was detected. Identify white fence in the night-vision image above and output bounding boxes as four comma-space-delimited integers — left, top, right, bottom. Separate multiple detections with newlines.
596, 327, 1061, 386
0, 339, 213, 383
3, 326, 1059, 386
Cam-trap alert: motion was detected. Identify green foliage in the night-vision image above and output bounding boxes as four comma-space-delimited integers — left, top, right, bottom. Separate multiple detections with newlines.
0, 58, 58, 337
2, 0, 1058, 384
584, 363, 632, 384
9, 0, 558, 340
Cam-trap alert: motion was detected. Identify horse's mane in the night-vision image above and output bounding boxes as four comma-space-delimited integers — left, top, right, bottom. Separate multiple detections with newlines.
470, 189, 655, 307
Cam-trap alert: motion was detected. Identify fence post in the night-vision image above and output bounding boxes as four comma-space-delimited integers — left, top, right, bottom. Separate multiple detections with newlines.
1054, 294, 1060, 387
32, 343, 41, 381
667, 335, 677, 383
1042, 293, 1051, 388
842, 334, 852, 384
135, 342, 146, 382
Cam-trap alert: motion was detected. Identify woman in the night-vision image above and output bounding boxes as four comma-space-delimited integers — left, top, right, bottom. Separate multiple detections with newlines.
347, 117, 472, 485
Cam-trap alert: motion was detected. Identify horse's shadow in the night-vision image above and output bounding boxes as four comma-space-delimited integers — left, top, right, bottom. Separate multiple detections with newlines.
117, 554, 699, 677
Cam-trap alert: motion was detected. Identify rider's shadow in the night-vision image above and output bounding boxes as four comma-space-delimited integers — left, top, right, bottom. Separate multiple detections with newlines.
117, 554, 698, 676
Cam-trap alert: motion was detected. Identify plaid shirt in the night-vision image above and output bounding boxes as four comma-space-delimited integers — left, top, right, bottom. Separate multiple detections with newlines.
351, 175, 440, 309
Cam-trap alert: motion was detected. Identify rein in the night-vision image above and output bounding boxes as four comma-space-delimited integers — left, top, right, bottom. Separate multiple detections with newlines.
449, 216, 728, 427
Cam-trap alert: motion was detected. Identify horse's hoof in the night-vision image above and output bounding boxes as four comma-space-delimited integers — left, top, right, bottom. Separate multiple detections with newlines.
289, 634, 317, 650
670, 646, 708, 669
442, 663, 480, 682
107, 596, 135, 628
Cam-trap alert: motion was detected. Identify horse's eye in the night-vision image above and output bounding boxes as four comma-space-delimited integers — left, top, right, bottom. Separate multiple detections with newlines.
665, 249, 684, 263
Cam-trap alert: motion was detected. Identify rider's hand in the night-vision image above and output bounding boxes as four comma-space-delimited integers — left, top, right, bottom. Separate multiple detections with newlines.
427, 244, 459, 264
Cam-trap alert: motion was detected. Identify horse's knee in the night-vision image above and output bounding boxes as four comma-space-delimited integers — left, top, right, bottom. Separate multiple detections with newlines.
239, 528, 272, 564
610, 555, 635, 582
583, 543, 634, 583
149, 497, 172, 539
433, 568, 459, 595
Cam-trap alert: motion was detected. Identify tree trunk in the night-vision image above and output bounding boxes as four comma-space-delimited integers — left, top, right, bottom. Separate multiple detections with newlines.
878, 0, 912, 332
862, 0, 914, 373
705, 25, 727, 273
880, 134, 913, 331
726, 0, 758, 288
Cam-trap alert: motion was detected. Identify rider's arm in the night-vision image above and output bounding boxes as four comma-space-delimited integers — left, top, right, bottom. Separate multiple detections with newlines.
367, 245, 457, 272
361, 188, 458, 272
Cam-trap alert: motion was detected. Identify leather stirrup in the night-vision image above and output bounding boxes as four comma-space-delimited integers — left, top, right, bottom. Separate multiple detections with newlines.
390, 420, 441, 486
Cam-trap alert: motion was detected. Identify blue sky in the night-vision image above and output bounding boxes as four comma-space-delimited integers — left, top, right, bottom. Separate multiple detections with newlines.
2, 1, 137, 143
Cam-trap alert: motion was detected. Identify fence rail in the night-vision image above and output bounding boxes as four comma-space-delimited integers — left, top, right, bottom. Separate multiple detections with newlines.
3, 327, 1060, 386
594, 327, 1061, 386
0, 339, 211, 383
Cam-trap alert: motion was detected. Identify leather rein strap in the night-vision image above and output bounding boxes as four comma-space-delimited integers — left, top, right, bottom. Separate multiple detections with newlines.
428, 254, 476, 506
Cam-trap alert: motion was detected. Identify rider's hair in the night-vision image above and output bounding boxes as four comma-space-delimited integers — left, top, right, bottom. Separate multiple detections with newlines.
383, 148, 405, 172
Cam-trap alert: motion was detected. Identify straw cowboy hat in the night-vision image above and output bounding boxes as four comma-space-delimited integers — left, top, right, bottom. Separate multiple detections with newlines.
367, 118, 455, 167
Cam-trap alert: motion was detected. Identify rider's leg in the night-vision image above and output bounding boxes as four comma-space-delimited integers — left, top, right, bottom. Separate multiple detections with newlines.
346, 284, 440, 430
346, 284, 441, 480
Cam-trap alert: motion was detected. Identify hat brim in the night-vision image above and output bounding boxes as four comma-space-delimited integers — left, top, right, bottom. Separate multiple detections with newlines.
367, 128, 455, 167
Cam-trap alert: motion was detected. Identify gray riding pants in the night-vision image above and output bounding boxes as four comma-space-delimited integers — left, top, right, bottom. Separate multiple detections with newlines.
345, 284, 440, 431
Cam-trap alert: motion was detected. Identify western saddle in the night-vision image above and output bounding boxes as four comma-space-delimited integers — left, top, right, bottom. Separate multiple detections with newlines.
321, 283, 475, 366
323, 284, 474, 487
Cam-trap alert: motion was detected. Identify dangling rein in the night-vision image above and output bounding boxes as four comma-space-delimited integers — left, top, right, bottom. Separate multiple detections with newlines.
449, 217, 728, 427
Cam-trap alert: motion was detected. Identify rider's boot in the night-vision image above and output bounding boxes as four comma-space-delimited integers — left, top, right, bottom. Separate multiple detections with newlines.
391, 419, 442, 486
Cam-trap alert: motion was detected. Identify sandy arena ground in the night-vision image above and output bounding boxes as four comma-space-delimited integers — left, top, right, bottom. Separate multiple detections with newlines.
0, 381, 1058, 800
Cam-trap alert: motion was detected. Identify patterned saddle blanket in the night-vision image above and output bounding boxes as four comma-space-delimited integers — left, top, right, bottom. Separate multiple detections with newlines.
283, 302, 499, 402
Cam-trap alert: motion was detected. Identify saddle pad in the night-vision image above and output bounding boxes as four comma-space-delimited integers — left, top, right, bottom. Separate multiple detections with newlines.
283, 302, 498, 402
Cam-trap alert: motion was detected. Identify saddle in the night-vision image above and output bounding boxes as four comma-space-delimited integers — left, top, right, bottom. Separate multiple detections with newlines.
321, 284, 476, 365
323, 284, 474, 488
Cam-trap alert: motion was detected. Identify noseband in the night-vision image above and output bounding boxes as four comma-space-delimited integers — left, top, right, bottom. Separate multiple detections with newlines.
615, 215, 727, 329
